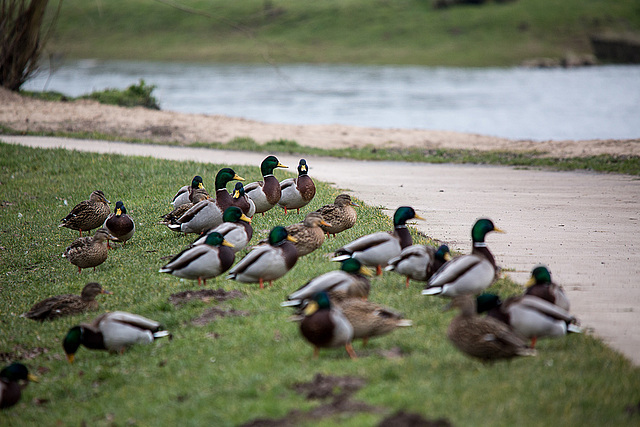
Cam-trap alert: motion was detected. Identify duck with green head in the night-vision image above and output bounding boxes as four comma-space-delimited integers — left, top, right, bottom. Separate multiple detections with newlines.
476, 292, 580, 349
387, 244, 451, 288
231, 182, 256, 218
171, 175, 206, 208
62, 311, 172, 363
227, 226, 298, 289
1, 362, 38, 409
59, 190, 111, 237
524, 265, 570, 311
282, 256, 373, 309
422, 218, 504, 297
244, 155, 288, 215
193, 207, 253, 253
160, 232, 235, 287
278, 159, 316, 214
104, 201, 135, 246
333, 206, 425, 276
22, 282, 112, 321
169, 168, 244, 234
299, 291, 357, 359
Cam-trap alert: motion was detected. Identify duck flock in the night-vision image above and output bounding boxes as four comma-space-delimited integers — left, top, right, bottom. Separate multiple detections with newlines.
2, 155, 582, 410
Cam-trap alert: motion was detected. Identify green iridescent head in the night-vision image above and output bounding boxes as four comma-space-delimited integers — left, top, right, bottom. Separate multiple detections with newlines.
260, 155, 288, 176
471, 218, 504, 243
215, 168, 244, 190
393, 206, 424, 226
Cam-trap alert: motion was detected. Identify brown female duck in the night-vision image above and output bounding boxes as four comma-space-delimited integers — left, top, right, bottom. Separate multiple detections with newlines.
22, 282, 112, 321
282, 212, 331, 257
59, 190, 111, 236
63, 228, 114, 273
314, 194, 359, 237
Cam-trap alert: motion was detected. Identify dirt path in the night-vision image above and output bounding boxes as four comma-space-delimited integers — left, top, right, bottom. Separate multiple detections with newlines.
3, 135, 639, 365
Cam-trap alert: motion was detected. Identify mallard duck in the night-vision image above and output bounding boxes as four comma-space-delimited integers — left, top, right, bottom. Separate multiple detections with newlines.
160, 189, 209, 225
476, 293, 581, 348
0, 363, 38, 409
62, 311, 172, 363
59, 190, 111, 236
171, 175, 206, 208
282, 212, 331, 257
422, 218, 504, 297
169, 168, 244, 234
244, 155, 288, 215
103, 201, 135, 246
63, 228, 114, 273
299, 292, 357, 359
333, 206, 425, 275
314, 194, 358, 237
159, 232, 235, 287
282, 257, 373, 309
386, 244, 451, 288
193, 207, 253, 253
524, 265, 570, 311
231, 182, 256, 218
21, 282, 112, 321
278, 159, 316, 214
447, 294, 536, 362
227, 226, 298, 289
338, 298, 412, 346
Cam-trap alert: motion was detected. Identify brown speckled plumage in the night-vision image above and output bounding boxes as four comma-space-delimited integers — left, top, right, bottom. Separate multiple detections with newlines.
284, 212, 330, 256
315, 194, 358, 236
63, 228, 113, 272
59, 190, 111, 236
22, 283, 111, 321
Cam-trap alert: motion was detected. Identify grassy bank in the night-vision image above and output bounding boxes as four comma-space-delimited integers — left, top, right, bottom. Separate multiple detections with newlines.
44, 0, 640, 66
1, 143, 639, 426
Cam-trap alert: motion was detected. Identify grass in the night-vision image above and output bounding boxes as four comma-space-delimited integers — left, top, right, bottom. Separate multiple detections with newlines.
1, 142, 639, 426
42, 0, 640, 66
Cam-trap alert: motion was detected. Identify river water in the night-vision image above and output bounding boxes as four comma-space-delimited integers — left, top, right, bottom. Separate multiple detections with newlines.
23, 60, 640, 141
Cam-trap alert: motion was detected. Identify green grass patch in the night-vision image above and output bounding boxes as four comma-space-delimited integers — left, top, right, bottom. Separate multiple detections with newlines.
42, 0, 640, 66
1, 142, 639, 425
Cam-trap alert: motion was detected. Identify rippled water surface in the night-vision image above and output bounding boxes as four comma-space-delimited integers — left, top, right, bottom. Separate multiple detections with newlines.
24, 60, 640, 141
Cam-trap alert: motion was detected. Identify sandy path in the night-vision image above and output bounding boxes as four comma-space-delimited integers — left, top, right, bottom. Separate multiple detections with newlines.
3, 135, 639, 365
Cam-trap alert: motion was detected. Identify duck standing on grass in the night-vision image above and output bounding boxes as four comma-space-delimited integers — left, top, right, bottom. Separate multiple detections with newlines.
299, 292, 357, 359
447, 294, 536, 362
282, 257, 372, 309
314, 194, 358, 237
193, 207, 253, 253
59, 190, 111, 236
278, 211, 331, 257
386, 244, 451, 288
62, 311, 172, 363
171, 175, 207, 208
524, 265, 570, 311
422, 218, 503, 297
338, 298, 412, 347
169, 168, 244, 234
333, 206, 425, 276
63, 228, 115, 273
476, 293, 581, 349
231, 182, 256, 218
104, 201, 135, 247
244, 155, 288, 215
159, 232, 235, 287
0, 363, 38, 409
278, 159, 316, 214
227, 226, 298, 289
22, 282, 112, 321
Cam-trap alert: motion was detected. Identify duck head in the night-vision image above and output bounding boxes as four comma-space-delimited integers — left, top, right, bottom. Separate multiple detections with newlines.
268, 226, 297, 246
475, 293, 502, 314
260, 155, 288, 177
191, 175, 204, 189
81, 282, 112, 301
0, 362, 38, 383
232, 182, 245, 199
215, 168, 244, 190
90, 190, 110, 205
113, 201, 127, 216
393, 206, 425, 226
222, 206, 251, 224
62, 326, 84, 363
297, 159, 309, 176
435, 245, 452, 262
204, 231, 235, 248
340, 256, 373, 277
334, 194, 358, 207
471, 218, 504, 243
304, 291, 332, 316
527, 265, 552, 286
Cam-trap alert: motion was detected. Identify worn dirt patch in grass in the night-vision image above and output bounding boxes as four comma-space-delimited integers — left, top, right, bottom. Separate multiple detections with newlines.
378, 411, 453, 427
169, 288, 244, 306
191, 306, 250, 326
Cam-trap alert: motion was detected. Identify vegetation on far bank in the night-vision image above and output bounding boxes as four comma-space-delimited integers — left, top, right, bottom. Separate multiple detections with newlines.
1, 143, 639, 426
44, 0, 640, 67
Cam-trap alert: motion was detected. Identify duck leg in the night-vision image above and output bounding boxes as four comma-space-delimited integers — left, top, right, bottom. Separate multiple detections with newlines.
259, 278, 264, 289
530, 336, 538, 349
197, 277, 202, 287
283, 207, 288, 214
405, 277, 410, 288
313, 347, 319, 359
345, 343, 358, 359
376, 265, 382, 276
78, 266, 82, 273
